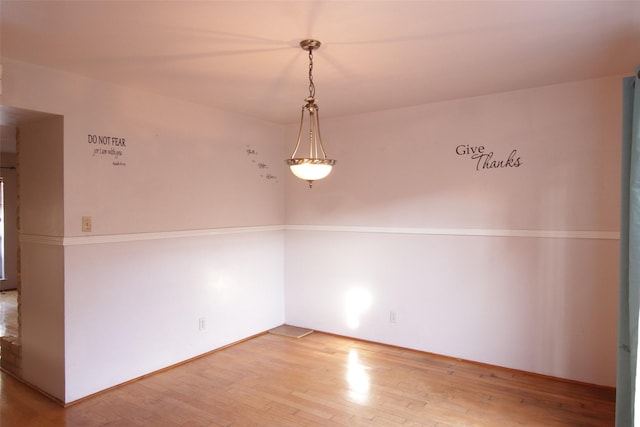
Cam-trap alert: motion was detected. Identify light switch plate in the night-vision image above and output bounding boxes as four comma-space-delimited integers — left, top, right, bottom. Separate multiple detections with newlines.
82, 216, 92, 232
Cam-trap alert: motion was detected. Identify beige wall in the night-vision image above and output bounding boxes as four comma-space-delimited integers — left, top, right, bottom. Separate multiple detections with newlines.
285, 76, 621, 387
1, 56, 624, 401
3, 58, 286, 403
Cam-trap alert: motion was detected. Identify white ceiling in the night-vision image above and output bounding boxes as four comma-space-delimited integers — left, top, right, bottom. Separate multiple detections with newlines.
1, 0, 639, 125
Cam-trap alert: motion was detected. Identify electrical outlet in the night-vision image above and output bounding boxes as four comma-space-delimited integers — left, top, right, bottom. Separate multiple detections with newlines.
389, 310, 398, 323
198, 317, 206, 331
82, 216, 92, 232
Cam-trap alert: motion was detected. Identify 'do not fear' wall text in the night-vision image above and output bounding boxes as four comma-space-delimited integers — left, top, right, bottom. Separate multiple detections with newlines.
88, 134, 127, 167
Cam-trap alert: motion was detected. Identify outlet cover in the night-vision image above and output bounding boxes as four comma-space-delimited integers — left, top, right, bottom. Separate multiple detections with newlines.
389, 310, 398, 323
82, 216, 92, 232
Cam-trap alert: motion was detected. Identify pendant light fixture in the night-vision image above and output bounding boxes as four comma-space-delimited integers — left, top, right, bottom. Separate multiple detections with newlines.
286, 39, 336, 188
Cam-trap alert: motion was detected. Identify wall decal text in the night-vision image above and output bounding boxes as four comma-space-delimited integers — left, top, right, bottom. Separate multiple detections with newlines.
88, 134, 127, 167
246, 145, 278, 183
456, 145, 522, 171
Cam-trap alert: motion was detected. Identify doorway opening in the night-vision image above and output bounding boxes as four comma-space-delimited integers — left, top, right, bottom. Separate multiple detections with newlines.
0, 175, 17, 348
0, 177, 5, 280
0, 116, 20, 376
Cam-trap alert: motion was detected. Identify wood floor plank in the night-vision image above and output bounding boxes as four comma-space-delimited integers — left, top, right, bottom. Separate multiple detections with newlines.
1, 331, 615, 426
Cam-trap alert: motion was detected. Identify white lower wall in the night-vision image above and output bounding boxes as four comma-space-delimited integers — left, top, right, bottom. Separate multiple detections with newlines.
63, 229, 284, 403
284, 228, 618, 387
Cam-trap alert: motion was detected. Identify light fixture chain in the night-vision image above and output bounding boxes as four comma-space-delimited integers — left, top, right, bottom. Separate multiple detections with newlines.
308, 48, 315, 98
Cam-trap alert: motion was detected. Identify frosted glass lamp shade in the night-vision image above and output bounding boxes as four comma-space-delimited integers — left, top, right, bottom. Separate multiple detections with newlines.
286, 158, 336, 186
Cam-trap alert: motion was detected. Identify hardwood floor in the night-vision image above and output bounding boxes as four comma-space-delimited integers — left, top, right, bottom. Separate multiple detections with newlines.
1, 331, 615, 426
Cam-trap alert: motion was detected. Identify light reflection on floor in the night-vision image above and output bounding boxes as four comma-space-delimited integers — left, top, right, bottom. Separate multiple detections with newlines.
346, 349, 370, 403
